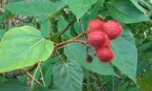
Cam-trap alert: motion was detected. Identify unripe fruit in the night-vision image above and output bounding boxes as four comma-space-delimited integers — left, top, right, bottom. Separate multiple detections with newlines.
86, 55, 93, 63
95, 47, 114, 62
104, 20, 122, 39
88, 19, 104, 31
87, 30, 107, 49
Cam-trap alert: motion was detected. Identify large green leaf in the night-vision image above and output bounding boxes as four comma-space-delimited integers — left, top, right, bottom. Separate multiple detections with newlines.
66, 0, 97, 18
52, 61, 84, 91
64, 43, 116, 76
6, 0, 65, 17
0, 26, 54, 73
112, 28, 137, 83
106, 0, 150, 23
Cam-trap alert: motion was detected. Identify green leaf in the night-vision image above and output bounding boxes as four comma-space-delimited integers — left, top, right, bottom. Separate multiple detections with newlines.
57, 17, 73, 39
0, 80, 30, 91
129, 0, 146, 14
118, 82, 129, 91
89, 0, 105, 19
0, 26, 54, 73
39, 17, 51, 38
32, 87, 58, 91
138, 42, 152, 52
0, 11, 9, 26
112, 28, 137, 83
6, 0, 65, 17
64, 43, 116, 76
128, 87, 140, 91
0, 29, 6, 40
66, 0, 97, 18
52, 61, 84, 91
106, 0, 150, 23
43, 64, 53, 87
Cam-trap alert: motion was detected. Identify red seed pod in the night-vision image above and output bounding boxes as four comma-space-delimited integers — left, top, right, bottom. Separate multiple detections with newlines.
104, 20, 122, 39
87, 30, 107, 49
102, 38, 112, 48
88, 19, 105, 31
95, 47, 114, 62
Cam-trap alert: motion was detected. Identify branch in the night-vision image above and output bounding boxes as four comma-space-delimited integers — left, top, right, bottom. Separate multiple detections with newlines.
62, 18, 76, 34
50, 18, 76, 41
55, 30, 88, 49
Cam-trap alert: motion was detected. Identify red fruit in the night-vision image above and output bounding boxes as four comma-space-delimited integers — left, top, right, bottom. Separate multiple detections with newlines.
102, 38, 112, 47
95, 47, 114, 62
87, 30, 107, 49
104, 20, 122, 39
88, 19, 105, 31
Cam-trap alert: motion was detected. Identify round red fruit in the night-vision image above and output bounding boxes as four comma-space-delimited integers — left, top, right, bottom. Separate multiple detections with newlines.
102, 38, 112, 47
88, 19, 104, 31
95, 47, 114, 62
87, 30, 107, 49
104, 20, 122, 39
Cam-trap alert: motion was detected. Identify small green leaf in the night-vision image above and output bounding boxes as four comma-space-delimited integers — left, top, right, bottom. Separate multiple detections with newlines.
0, 29, 6, 40
106, 0, 150, 23
57, 17, 72, 39
89, 0, 105, 19
6, 0, 65, 17
52, 61, 84, 91
0, 26, 54, 73
112, 28, 137, 83
64, 43, 116, 76
66, 0, 97, 18
39, 17, 51, 38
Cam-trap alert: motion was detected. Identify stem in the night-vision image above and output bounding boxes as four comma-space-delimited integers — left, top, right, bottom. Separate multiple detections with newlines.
38, 65, 45, 86
55, 30, 87, 49
30, 62, 41, 88
23, 69, 43, 87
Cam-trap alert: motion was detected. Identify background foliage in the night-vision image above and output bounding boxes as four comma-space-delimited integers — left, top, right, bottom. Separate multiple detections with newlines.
0, 0, 151, 91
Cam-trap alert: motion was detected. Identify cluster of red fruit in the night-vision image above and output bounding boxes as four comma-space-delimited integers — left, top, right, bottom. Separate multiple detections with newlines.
87, 19, 122, 62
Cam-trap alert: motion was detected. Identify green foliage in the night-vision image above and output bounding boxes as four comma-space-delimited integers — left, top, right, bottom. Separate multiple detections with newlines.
0, 80, 30, 91
106, 0, 150, 23
0, 0, 151, 90
6, 0, 65, 17
52, 61, 84, 91
39, 17, 52, 38
112, 28, 137, 83
64, 43, 116, 75
0, 26, 54, 73
66, 0, 98, 18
